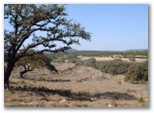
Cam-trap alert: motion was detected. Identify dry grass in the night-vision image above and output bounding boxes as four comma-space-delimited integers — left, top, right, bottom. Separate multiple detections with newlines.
5, 62, 148, 107
126, 89, 137, 93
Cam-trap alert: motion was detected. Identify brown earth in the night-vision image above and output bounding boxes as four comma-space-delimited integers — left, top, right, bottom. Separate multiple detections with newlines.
4, 62, 148, 107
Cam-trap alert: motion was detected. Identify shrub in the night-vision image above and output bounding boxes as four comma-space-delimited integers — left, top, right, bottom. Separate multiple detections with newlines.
124, 61, 148, 83
69, 57, 77, 63
77, 59, 131, 75
137, 97, 145, 103
96, 60, 130, 75
129, 57, 136, 61
129, 54, 136, 61
76, 58, 96, 68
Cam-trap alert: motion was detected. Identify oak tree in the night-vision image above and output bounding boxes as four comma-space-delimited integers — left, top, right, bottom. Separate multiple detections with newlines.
4, 4, 91, 90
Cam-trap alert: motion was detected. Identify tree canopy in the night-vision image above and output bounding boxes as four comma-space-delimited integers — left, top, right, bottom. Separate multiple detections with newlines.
4, 4, 91, 90
15, 50, 58, 78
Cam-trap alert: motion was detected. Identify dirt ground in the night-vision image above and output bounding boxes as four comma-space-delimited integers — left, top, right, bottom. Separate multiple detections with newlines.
4, 62, 148, 107
78, 56, 147, 62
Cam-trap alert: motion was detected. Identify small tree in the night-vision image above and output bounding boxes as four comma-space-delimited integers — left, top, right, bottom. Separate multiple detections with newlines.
15, 50, 58, 78
4, 4, 91, 90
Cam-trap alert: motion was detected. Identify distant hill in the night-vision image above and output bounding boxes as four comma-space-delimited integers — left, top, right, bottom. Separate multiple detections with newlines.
124, 49, 148, 52
65, 48, 78, 52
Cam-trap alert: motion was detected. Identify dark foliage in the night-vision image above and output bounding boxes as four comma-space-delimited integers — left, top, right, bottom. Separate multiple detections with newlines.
124, 61, 148, 83
76, 58, 97, 68
96, 60, 130, 75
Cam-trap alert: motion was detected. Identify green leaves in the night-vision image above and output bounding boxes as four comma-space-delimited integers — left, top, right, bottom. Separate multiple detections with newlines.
15, 50, 58, 73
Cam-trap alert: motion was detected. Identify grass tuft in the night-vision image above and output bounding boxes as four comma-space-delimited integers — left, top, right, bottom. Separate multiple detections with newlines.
137, 97, 145, 103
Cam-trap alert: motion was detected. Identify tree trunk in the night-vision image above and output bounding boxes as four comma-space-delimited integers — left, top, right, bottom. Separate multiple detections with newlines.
18, 64, 33, 78
4, 63, 14, 90
4, 71, 11, 90
19, 70, 27, 78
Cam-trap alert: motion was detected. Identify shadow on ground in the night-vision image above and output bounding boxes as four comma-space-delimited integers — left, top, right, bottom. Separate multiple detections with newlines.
11, 85, 136, 101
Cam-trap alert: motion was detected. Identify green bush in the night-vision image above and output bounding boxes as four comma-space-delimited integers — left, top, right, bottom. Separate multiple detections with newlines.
76, 58, 148, 84
129, 55, 136, 61
69, 57, 77, 63
76, 58, 130, 75
124, 61, 148, 83
96, 60, 130, 75
137, 97, 145, 103
76, 58, 96, 68
77, 59, 131, 75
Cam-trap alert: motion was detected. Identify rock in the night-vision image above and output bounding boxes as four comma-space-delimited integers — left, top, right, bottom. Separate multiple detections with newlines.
90, 97, 97, 101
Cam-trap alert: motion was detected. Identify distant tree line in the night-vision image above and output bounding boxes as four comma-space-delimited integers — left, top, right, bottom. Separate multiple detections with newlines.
47, 50, 148, 59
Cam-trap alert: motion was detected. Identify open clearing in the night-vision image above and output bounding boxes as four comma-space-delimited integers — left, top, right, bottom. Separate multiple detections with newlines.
78, 56, 147, 62
4, 62, 148, 107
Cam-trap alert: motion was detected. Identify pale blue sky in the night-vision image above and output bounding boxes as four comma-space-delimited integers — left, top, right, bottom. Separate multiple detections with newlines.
4, 4, 148, 51
65, 4, 148, 51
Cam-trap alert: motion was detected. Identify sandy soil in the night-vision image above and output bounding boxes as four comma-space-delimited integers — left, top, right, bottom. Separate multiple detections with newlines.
4, 63, 148, 107
78, 56, 147, 62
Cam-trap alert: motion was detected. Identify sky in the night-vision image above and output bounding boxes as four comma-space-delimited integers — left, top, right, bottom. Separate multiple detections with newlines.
65, 4, 148, 51
4, 4, 148, 51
